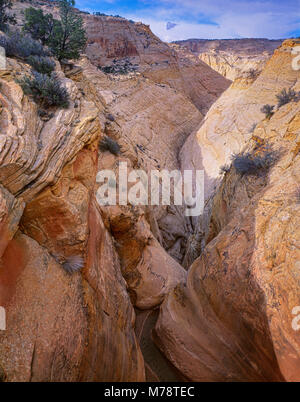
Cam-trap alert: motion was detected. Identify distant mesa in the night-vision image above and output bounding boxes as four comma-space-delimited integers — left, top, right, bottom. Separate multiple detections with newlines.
166, 22, 178, 30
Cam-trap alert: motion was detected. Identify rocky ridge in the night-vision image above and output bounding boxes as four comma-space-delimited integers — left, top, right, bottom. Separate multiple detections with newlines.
174, 38, 283, 80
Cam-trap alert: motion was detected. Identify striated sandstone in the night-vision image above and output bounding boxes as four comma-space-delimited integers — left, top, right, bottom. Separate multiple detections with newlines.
0, 55, 145, 381
0, 11, 205, 377
0, 185, 24, 259
174, 38, 283, 80
11, 0, 230, 115
181, 39, 300, 200
155, 40, 300, 382
2, 0, 298, 384
74, 57, 203, 265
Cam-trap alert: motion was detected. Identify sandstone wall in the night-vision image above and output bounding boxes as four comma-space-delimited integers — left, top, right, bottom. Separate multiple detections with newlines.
155, 39, 300, 382
174, 38, 283, 80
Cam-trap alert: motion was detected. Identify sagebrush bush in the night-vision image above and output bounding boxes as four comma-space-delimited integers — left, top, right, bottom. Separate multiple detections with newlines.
261, 104, 275, 119
27, 55, 55, 75
231, 149, 278, 176
0, 31, 49, 59
106, 113, 115, 122
247, 68, 258, 79
17, 72, 69, 108
62, 255, 84, 274
276, 88, 299, 108
99, 136, 121, 155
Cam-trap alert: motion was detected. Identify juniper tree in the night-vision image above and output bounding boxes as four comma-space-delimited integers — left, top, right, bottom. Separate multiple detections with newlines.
23, 7, 58, 45
48, 0, 87, 61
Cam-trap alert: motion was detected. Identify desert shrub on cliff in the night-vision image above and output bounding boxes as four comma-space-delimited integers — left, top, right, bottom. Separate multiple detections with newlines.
93, 12, 108, 16
17, 72, 69, 108
99, 136, 121, 156
93, 11, 125, 18
62, 255, 84, 274
99, 63, 136, 75
0, 31, 49, 59
231, 148, 278, 176
106, 113, 115, 122
246, 68, 258, 80
0, 0, 16, 31
276, 88, 299, 108
27, 55, 56, 75
261, 104, 275, 119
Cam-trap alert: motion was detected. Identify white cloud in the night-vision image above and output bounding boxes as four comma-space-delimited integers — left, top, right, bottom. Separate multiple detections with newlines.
78, 0, 300, 41
123, 2, 300, 41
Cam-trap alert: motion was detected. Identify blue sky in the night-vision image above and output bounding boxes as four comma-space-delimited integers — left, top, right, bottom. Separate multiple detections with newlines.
76, 0, 300, 41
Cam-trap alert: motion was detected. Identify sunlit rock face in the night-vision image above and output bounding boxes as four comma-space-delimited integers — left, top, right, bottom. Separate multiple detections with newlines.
0, 0, 298, 383
0, 55, 145, 381
83, 15, 230, 115
0, 1, 225, 380
174, 38, 283, 80
155, 39, 300, 382
180, 39, 300, 200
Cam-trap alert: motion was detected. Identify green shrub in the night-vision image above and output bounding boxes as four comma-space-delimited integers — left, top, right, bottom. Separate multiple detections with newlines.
231, 148, 278, 176
99, 136, 121, 155
23, 7, 57, 45
17, 72, 69, 108
23, 2, 87, 62
276, 88, 299, 108
48, 0, 87, 61
27, 55, 56, 75
261, 104, 274, 119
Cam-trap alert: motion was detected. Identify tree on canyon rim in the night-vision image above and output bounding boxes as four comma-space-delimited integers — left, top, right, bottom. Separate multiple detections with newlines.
48, 0, 87, 61
23, 0, 87, 61
23, 7, 57, 45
